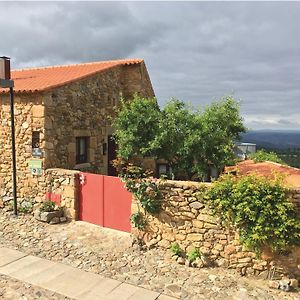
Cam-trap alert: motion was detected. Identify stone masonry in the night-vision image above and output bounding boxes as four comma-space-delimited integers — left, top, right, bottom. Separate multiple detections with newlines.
132, 180, 300, 277
0, 60, 154, 202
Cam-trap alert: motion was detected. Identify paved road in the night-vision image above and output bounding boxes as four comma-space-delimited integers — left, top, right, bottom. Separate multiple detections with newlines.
0, 247, 176, 300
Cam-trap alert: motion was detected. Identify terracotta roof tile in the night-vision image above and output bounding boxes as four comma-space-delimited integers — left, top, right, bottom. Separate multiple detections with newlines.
0, 59, 143, 94
225, 160, 300, 187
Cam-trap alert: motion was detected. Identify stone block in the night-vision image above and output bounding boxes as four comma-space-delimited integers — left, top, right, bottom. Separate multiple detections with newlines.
268, 280, 279, 289
290, 279, 298, 288
187, 234, 203, 241
189, 201, 204, 209
197, 214, 217, 224
63, 186, 75, 198
32, 105, 44, 118
39, 210, 63, 223
192, 220, 204, 228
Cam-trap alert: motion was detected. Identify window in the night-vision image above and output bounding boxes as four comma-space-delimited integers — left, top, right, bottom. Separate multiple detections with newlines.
32, 131, 40, 148
156, 163, 172, 178
76, 137, 89, 164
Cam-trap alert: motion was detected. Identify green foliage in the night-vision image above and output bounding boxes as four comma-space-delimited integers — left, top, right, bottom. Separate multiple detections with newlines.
113, 95, 246, 180
170, 242, 183, 256
119, 163, 161, 230
113, 95, 161, 159
187, 248, 201, 262
7, 200, 14, 211
249, 150, 286, 164
19, 200, 34, 213
206, 174, 300, 253
121, 164, 161, 215
130, 212, 147, 230
39, 200, 56, 212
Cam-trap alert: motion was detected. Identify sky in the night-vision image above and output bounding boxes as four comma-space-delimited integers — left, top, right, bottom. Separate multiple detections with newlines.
1, 1, 300, 131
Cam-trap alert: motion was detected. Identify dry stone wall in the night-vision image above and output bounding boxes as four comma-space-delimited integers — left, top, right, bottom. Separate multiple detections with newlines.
132, 180, 300, 277
0, 93, 45, 200
43, 168, 80, 219
0, 61, 154, 202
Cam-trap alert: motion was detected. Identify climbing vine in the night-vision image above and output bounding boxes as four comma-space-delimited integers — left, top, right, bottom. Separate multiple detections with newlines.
205, 174, 300, 254
116, 160, 161, 229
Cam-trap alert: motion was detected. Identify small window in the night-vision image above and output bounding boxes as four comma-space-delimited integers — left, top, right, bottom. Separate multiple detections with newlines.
157, 163, 172, 178
76, 137, 89, 164
32, 131, 40, 148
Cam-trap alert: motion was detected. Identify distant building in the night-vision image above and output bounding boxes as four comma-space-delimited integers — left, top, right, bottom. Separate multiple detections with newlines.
234, 142, 256, 160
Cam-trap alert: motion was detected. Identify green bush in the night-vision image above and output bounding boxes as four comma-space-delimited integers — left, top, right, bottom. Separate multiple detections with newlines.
39, 200, 56, 212
187, 248, 201, 262
170, 242, 183, 256
249, 150, 285, 164
206, 174, 300, 253
130, 212, 147, 230
19, 200, 34, 213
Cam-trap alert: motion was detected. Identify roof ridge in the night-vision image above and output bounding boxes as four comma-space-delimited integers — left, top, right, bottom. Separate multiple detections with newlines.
12, 58, 143, 72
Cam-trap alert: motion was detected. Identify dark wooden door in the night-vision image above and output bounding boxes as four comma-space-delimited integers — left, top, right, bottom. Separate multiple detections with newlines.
107, 135, 117, 176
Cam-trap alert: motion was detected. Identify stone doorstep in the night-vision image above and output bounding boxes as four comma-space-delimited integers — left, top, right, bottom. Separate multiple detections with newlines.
0, 247, 175, 300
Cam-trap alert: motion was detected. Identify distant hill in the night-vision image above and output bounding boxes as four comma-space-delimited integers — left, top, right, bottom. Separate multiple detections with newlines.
241, 130, 300, 150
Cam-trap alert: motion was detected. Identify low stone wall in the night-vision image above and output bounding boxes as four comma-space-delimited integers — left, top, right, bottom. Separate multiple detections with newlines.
132, 180, 300, 277
0, 168, 80, 220
43, 169, 80, 219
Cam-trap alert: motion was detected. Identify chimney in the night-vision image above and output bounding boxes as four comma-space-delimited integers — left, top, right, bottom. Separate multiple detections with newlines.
0, 56, 11, 80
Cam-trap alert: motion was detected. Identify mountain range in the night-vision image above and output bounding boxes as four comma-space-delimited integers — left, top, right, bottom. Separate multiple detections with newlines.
241, 130, 300, 150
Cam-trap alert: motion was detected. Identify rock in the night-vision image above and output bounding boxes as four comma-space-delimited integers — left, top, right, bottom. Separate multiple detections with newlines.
279, 279, 291, 292
34, 209, 41, 221
49, 217, 60, 225
191, 261, 198, 268
195, 257, 204, 268
185, 259, 191, 267
177, 257, 185, 265
289, 278, 299, 288
3, 196, 12, 202
208, 274, 218, 281
216, 258, 229, 268
189, 201, 204, 209
60, 217, 67, 223
40, 210, 63, 223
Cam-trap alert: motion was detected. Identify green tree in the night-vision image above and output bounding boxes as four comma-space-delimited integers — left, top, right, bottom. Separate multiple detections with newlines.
249, 149, 286, 164
113, 95, 161, 159
113, 95, 246, 181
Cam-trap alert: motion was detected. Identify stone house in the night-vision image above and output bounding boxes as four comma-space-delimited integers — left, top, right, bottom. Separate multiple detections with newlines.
0, 59, 155, 200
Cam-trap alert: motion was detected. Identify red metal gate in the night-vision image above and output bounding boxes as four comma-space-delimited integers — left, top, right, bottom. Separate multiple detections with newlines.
79, 173, 132, 232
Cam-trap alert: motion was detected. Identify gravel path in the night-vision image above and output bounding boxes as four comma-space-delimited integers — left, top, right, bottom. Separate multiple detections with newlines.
0, 210, 299, 300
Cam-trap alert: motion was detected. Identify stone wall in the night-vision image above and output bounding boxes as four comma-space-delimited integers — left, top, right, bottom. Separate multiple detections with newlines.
0, 94, 45, 200
44, 62, 155, 174
43, 168, 80, 219
132, 180, 300, 277
0, 61, 154, 202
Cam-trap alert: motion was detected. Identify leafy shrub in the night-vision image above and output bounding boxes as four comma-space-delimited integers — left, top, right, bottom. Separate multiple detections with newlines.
249, 150, 285, 164
19, 200, 34, 213
130, 212, 147, 230
170, 242, 183, 256
187, 248, 201, 262
39, 200, 56, 212
206, 174, 300, 253
119, 163, 161, 231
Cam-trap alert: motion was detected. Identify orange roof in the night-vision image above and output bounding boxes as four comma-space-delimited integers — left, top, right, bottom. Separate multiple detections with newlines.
0, 59, 143, 94
225, 160, 300, 187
